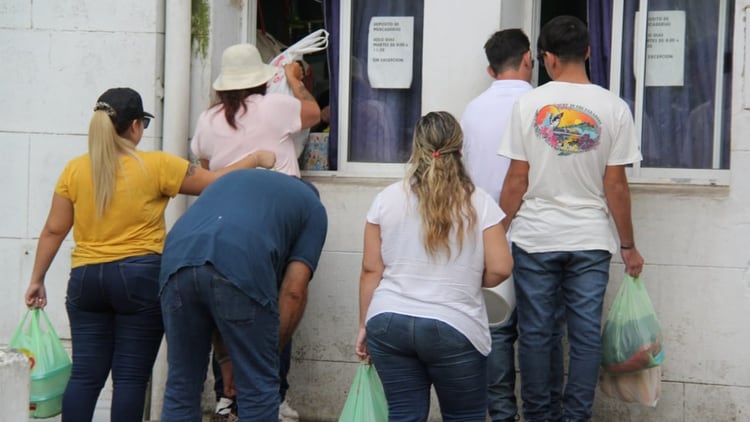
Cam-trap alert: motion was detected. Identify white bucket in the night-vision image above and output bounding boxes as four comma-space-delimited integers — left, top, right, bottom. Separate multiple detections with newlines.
482, 275, 516, 326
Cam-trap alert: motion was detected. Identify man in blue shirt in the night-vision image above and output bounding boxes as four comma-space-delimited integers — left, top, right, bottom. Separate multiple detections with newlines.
158, 169, 328, 421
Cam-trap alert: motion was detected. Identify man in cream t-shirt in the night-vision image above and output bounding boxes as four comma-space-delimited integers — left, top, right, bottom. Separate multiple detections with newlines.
498, 16, 644, 422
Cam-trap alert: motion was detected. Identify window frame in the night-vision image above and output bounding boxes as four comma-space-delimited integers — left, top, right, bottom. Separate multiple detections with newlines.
610, 0, 732, 186
327, 0, 414, 178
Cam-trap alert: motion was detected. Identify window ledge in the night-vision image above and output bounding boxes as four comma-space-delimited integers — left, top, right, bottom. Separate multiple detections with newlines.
629, 181, 730, 197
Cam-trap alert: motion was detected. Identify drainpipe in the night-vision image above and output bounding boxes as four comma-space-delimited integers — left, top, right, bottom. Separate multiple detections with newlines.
149, 1, 192, 419
162, 0, 192, 226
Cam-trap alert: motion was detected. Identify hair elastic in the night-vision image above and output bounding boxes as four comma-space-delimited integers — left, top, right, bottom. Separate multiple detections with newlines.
94, 101, 116, 117
432, 151, 440, 158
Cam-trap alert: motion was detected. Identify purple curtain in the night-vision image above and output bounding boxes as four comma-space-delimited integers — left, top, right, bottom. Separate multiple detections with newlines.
348, 1, 424, 163
588, 0, 613, 88
618, 0, 732, 169
323, 0, 423, 165
323, 0, 339, 170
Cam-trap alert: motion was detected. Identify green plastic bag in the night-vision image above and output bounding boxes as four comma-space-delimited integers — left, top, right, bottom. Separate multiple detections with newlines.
338, 363, 388, 422
601, 275, 664, 373
9, 308, 72, 418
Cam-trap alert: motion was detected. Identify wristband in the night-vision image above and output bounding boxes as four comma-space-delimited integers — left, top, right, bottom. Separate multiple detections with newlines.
620, 244, 635, 250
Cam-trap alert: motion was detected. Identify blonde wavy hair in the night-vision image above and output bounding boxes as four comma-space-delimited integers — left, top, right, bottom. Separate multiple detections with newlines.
88, 111, 140, 218
406, 111, 477, 259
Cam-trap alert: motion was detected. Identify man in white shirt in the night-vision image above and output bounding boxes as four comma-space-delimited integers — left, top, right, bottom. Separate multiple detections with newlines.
461, 29, 563, 422
499, 16, 644, 422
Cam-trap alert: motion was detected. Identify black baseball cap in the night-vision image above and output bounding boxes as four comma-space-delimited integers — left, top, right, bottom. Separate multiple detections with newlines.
96, 88, 154, 127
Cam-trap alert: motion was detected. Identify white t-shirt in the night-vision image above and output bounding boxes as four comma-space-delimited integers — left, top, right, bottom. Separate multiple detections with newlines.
365, 181, 505, 356
462, 79, 532, 203
497, 81, 642, 254
191, 93, 302, 176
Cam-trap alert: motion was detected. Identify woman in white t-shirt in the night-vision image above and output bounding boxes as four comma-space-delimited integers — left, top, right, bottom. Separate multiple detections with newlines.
191, 43, 320, 176
355, 111, 513, 421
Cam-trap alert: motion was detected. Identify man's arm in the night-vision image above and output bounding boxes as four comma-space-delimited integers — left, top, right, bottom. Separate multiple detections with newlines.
499, 159, 530, 231
603, 165, 644, 277
278, 260, 312, 351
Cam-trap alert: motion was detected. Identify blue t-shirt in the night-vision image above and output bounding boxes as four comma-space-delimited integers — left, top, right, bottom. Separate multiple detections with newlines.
160, 170, 328, 311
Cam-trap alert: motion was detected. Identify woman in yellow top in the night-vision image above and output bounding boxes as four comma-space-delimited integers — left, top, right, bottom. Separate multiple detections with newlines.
23, 87, 275, 422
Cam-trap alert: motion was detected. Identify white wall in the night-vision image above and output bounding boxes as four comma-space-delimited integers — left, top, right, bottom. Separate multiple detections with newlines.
421, 0, 502, 118
0, 0, 165, 342
0, 0, 165, 418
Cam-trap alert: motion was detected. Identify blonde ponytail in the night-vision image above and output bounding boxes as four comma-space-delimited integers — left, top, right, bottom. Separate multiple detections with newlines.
88, 111, 139, 218
407, 111, 477, 259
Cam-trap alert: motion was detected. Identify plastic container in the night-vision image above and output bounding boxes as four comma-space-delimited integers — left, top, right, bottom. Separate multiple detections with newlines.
482, 275, 516, 326
29, 362, 71, 418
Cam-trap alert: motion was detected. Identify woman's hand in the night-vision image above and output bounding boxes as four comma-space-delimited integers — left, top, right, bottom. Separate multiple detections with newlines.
25, 282, 47, 309
283, 62, 304, 84
355, 326, 370, 363
252, 150, 276, 169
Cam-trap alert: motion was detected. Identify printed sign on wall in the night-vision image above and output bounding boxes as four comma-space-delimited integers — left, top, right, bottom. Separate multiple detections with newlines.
367, 16, 414, 89
645, 10, 686, 87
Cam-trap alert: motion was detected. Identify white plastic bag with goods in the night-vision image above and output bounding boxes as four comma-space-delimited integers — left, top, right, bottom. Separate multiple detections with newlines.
267, 29, 329, 158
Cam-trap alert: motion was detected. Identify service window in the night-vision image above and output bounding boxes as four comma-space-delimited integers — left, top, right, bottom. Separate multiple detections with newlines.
325, 0, 424, 176
612, 0, 734, 184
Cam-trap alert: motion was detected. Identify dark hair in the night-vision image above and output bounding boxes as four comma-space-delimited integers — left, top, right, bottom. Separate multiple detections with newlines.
484, 29, 530, 74
215, 85, 267, 129
537, 15, 589, 63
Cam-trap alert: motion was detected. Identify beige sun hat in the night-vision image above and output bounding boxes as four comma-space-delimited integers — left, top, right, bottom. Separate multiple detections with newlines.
213, 43, 277, 91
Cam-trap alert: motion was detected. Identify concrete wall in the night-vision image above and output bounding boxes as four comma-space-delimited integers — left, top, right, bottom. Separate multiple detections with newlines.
0, 349, 31, 420
1, 1, 750, 422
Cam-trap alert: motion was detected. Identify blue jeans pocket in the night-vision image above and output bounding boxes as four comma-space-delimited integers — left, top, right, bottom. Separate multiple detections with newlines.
435, 320, 472, 349
66, 266, 87, 304
365, 312, 393, 336
212, 275, 256, 324
118, 256, 161, 306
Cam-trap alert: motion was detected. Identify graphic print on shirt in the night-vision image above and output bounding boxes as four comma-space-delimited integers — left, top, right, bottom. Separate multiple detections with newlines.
534, 104, 601, 156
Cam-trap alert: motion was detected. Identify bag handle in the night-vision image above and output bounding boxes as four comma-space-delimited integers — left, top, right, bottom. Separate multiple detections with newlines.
9, 309, 32, 345
38, 308, 63, 340
29, 308, 43, 341
283, 29, 329, 56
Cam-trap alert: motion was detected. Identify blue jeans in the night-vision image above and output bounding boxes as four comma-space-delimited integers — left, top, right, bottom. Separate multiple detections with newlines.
488, 308, 565, 422
513, 246, 611, 422
212, 330, 292, 402
279, 341, 292, 401
160, 265, 279, 422
63, 255, 163, 422
366, 313, 487, 422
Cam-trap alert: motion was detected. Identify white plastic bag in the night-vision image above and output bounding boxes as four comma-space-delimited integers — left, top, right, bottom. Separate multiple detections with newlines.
255, 30, 286, 63
600, 366, 661, 407
267, 29, 329, 158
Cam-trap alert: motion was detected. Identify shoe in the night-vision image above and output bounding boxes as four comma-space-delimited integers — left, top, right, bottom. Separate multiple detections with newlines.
215, 396, 234, 416
279, 398, 300, 421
